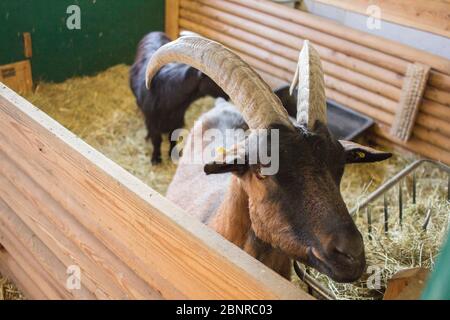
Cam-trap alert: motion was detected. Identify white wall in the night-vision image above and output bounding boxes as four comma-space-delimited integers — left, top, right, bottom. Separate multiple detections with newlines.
303, 0, 450, 60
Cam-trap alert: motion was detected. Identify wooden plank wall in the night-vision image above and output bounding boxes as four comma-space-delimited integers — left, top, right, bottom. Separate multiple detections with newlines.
173, 0, 450, 164
0, 84, 310, 300
314, 0, 450, 39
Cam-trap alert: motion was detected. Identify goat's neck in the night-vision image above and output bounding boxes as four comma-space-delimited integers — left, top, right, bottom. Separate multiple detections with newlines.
208, 176, 291, 279
209, 175, 251, 248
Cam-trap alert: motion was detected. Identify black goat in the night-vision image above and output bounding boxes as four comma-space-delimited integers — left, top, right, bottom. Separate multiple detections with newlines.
130, 32, 228, 164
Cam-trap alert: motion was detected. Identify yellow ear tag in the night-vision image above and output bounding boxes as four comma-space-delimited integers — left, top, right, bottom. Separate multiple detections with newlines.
356, 151, 366, 158
216, 146, 226, 155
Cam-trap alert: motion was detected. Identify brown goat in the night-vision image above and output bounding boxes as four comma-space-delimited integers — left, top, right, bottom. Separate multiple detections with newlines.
146, 37, 392, 282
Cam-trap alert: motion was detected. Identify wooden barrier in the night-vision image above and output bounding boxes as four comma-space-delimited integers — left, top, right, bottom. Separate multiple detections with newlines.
175, 0, 450, 164
0, 84, 310, 300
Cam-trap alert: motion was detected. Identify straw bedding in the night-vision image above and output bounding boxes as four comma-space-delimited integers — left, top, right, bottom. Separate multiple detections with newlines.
1, 65, 448, 300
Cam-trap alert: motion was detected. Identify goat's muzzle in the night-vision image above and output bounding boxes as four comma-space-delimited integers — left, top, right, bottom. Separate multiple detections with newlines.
307, 224, 366, 283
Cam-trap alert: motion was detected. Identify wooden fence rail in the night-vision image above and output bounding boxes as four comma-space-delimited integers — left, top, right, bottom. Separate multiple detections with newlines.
0, 84, 309, 300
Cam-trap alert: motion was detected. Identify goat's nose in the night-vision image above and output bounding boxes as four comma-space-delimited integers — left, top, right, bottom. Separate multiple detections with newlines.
325, 227, 364, 263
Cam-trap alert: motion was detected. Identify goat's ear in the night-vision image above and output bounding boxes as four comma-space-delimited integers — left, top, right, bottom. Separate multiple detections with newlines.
274, 85, 297, 117
204, 160, 249, 175
204, 146, 249, 175
340, 140, 392, 164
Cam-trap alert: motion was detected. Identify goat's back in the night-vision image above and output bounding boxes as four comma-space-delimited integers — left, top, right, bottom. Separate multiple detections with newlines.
166, 99, 247, 222
129, 32, 170, 106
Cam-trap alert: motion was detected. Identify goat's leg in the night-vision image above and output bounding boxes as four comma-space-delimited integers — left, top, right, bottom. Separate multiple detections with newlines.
149, 133, 162, 164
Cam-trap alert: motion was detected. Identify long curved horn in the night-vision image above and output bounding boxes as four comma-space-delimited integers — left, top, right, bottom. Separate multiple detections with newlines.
145, 36, 292, 129
289, 40, 327, 129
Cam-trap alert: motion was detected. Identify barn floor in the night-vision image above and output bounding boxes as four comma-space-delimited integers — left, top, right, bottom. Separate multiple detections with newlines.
1, 65, 448, 300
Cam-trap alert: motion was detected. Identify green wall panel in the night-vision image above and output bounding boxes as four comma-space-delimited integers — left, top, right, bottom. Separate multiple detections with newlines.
0, 0, 164, 82
422, 232, 450, 300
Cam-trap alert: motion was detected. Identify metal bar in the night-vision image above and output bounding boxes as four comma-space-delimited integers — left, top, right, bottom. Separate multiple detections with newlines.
350, 159, 450, 215
448, 174, 450, 202
293, 261, 335, 300
399, 181, 403, 228
384, 193, 389, 234
422, 209, 432, 231
351, 160, 423, 215
413, 171, 417, 205
366, 206, 372, 240
305, 267, 313, 296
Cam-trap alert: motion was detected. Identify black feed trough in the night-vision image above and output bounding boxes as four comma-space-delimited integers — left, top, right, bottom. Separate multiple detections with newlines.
274, 85, 374, 140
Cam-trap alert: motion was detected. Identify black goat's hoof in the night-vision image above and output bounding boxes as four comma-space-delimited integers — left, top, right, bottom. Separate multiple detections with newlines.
151, 157, 162, 165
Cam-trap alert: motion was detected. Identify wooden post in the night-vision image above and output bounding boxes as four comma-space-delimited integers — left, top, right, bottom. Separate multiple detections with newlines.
165, 0, 180, 39
384, 268, 429, 300
23, 32, 32, 59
